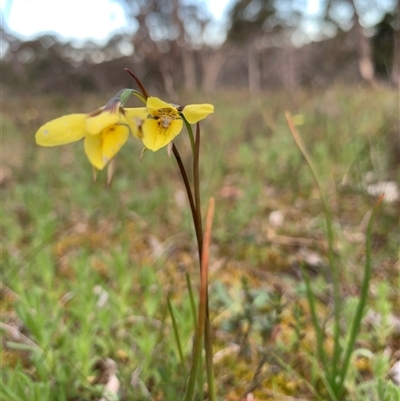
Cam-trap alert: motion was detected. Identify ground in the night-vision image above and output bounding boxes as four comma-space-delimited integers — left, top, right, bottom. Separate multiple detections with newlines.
1, 85, 399, 400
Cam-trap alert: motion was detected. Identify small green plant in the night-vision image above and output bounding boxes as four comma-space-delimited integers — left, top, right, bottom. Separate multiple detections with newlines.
286, 112, 384, 400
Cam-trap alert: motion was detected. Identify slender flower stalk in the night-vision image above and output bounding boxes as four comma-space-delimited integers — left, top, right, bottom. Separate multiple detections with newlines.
193, 123, 203, 259
124, 71, 216, 399
172, 128, 216, 401
183, 198, 216, 401
172, 144, 199, 247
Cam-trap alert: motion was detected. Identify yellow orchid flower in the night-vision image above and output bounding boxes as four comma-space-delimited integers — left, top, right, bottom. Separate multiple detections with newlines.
35, 90, 149, 170
83, 106, 147, 170
142, 97, 214, 152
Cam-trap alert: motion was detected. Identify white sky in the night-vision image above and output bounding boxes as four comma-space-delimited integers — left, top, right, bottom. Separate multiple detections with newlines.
1, 0, 395, 46
1, 0, 233, 44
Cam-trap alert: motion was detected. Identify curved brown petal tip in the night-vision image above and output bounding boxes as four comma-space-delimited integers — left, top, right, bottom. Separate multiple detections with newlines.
124, 68, 150, 100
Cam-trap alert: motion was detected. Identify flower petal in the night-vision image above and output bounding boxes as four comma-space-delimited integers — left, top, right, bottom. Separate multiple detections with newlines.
102, 125, 129, 163
123, 107, 149, 138
86, 111, 120, 135
181, 104, 214, 124
147, 97, 177, 116
35, 114, 87, 146
142, 118, 183, 151
84, 134, 103, 170
84, 125, 129, 170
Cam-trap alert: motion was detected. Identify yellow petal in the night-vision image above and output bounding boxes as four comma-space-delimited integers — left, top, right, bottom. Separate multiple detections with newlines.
86, 110, 120, 135
35, 114, 86, 146
123, 107, 149, 138
83, 125, 129, 170
182, 104, 214, 124
102, 125, 129, 163
142, 118, 183, 152
84, 134, 103, 170
147, 97, 177, 116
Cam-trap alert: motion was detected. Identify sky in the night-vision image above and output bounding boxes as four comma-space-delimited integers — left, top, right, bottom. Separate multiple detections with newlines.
1, 0, 396, 47
1, 0, 234, 45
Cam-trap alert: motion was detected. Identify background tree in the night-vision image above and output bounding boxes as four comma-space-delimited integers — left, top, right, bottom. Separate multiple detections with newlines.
116, 0, 212, 92
316, 0, 398, 84
1, 0, 398, 94
372, 10, 399, 84
225, 0, 302, 91
226, 0, 277, 43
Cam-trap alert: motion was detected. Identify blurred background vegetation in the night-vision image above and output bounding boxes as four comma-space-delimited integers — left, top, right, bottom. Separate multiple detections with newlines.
1, 0, 399, 96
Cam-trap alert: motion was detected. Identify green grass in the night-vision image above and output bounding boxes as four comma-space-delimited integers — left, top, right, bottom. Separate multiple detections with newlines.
1, 85, 399, 400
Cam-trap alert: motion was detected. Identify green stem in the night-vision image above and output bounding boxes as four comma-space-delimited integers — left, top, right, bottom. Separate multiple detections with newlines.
130, 90, 147, 105
204, 316, 216, 400
301, 266, 329, 372
183, 320, 204, 401
326, 215, 341, 389
185, 271, 201, 396
183, 261, 207, 401
174, 140, 202, 401
176, 121, 216, 401
193, 123, 216, 401
186, 272, 197, 329
273, 351, 325, 401
286, 112, 341, 391
185, 272, 203, 398
182, 115, 195, 155
167, 297, 185, 367
336, 196, 383, 398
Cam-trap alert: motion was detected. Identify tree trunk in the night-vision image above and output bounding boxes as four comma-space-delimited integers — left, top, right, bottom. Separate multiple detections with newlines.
391, 12, 400, 87
182, 49, 197, 90
160, 59, 178, 100
248, 42, 261, 93
350, 0, 376, 84
201, 50, 225, 92
278, 45, 299, 92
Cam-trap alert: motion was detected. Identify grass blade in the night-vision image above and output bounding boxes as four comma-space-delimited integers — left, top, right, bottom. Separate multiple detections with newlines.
186, 272, 197, 329
167, 297, 185, 367
286, 111, 341, 391
336, 195, 384, 397
300, 266, 329, 372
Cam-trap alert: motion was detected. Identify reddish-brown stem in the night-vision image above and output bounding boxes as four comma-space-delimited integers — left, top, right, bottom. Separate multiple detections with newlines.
193, 122, 203, 263
124, 68, 150, 100
202, 198, 216, 400
172, 144, 200, 249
